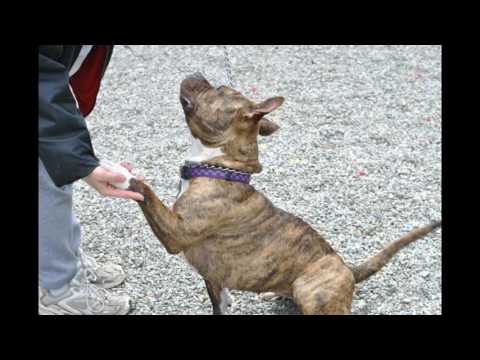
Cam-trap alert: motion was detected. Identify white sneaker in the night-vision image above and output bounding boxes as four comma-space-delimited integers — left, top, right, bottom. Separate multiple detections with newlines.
39, 280, 130, 315
77, 249, 126, 289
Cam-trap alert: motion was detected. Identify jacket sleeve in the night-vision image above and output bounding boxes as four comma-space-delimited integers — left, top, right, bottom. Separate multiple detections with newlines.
38, 48, 99, 187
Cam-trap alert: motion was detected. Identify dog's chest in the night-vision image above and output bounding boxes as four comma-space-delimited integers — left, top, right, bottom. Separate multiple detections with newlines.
178, 179, 190, 198
177, 133, 224, 198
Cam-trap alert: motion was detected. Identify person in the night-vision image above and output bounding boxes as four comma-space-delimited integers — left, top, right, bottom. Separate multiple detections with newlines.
39, 45, 145, 315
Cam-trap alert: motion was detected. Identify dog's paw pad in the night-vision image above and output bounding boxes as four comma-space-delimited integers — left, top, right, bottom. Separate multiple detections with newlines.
219, 289, 234, 313
128, 178, 145, 193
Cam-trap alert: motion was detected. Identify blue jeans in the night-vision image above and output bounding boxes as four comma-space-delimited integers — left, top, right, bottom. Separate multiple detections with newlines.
38, 159, 80, 289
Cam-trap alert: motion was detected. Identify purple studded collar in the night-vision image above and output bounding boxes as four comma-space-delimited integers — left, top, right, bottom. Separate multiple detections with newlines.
180, 161, 251, 184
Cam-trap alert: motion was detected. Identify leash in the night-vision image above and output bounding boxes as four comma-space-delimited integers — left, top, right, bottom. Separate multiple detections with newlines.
123, 45, 148, 61
221, 45, 235, 88
124, 45, 235, 88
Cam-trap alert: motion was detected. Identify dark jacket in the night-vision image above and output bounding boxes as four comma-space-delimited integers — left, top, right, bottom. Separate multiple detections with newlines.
38, 45, 114, 187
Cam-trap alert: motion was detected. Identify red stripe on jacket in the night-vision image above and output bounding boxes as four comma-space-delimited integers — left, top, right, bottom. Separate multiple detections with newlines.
69, 45, 108, 117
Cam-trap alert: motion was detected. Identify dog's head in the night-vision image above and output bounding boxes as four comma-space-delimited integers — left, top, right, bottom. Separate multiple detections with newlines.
180, 73, 284, 172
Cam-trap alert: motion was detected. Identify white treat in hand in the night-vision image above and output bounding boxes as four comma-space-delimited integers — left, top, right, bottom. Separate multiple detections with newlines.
100, 160, 134, 189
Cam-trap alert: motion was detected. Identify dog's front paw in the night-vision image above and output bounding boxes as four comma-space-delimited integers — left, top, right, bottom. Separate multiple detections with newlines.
128, 178, 146, 194
219, 289, 234, 314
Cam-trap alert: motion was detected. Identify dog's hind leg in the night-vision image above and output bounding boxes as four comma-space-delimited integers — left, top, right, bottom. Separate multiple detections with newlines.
292, 255, 355, 315
204, 280, 231, 315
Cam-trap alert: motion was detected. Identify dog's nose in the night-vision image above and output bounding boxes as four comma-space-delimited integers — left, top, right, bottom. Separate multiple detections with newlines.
181, 73, 211, 91
181, 73, 213, 104
185, 72, 206, 81
180, 94, 194, 113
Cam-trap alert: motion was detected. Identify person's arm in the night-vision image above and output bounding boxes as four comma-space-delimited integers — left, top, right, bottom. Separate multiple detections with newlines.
38, 47, 144, 201
38, 46, 99, 187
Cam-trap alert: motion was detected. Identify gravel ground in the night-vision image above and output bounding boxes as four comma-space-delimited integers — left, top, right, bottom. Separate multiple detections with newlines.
73, 45, 442, 315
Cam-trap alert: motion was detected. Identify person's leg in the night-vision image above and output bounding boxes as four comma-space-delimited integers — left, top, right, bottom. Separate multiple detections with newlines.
38, 158, 130, 315
38, 158, 80, 290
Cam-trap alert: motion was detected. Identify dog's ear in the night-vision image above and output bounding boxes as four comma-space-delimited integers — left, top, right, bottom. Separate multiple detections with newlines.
259, 118, 280, 136
255, 97, 284, 115
245, 97, 285, 121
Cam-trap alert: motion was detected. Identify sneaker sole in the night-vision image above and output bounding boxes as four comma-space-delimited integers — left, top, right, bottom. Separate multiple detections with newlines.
38, 303, 79, 315
39, 299, 131, 315
39, 304, 131, 315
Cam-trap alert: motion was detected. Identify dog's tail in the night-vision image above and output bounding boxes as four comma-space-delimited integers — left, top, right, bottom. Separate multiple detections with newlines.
350, 220, 441, 283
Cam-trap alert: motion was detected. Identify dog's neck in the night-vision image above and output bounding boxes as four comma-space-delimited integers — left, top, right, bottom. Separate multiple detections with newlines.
216, 138, 262, 174
184, 132, 225, 163
178, 132, 261, 198
185, 132, 262, 174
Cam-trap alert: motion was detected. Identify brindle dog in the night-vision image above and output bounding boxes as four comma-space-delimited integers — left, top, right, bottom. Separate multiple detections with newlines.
129, 73, 441, 315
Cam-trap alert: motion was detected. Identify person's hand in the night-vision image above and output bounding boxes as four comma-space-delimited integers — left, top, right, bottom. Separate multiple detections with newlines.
83, 162, 145, 201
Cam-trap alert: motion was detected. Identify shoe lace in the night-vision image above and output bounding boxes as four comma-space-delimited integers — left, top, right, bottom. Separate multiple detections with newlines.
72, 271, 116, 313
85, 283, 109, 313
76, 249, 120, 313
78, 249, 99, 282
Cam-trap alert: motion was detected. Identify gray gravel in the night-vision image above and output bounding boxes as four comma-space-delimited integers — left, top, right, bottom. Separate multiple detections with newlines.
73, 45, 441, 315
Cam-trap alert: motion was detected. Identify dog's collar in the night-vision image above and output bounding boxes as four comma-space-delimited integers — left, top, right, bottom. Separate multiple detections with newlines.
180, 161, 251, 184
